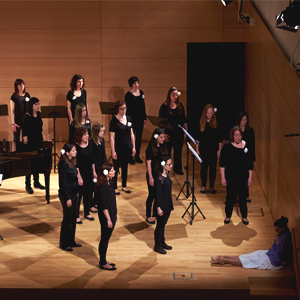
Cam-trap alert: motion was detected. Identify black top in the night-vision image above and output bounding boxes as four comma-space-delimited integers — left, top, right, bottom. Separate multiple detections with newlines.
159, 102, 187, 136
197, 122, 222, 156
146, 143, 163, 177
58, 160, 79, 202
68, 119, 91, 144
154, 174, 174, 216
96, 181, 117, 224
219, 141, 253, 183
89, 139, 107, 173
124, 90, 147, 125
22, 112, 43, 149
242, 127, 255, 162
75, 143, 93, 180
109, 116, 133, 153
67, 89, 87, 119
11, 92, 30, 127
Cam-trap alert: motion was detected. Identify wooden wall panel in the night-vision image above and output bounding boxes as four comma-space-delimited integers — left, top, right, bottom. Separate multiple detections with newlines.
0, 29, 101, 59
100, 1, 223, 29
245, 3, 300, 294
0, 1, 100, 29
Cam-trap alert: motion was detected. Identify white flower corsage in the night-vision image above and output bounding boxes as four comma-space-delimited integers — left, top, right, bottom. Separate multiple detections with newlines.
244, 148, 248, 153
72, 96, 76, 100
161, 161, 166, 166
25, 97, 30, 102
93, 178, 97, 183
86, 119, 90, 124
142, 94, 145, 99
102, 126, 105, 130
177, 91, 181, 96
103, 169, 108, 176
60, 149, 65, 155
214, 108, 217, 112
127, 122, 132, 127
154, 134, 159, 139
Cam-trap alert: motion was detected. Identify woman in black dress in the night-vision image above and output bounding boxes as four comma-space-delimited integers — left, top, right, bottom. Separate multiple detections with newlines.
10, 78, 30, 142
109, 100, 135, 195
145, 128, 168, 225
196, 104, 222, 194
124, 76, 147, 164
67, 74, 88, 125
89, 123, 107, 208
219, 126, 253, 225
68, 103, 91, 144
22, 97, 45, 194
96, 163, 117, 270
236, 111, 255, 202
159, 87, 187, 175
154, 156, 174, 255
58, 143, 82, 252
74, 127, 97, 224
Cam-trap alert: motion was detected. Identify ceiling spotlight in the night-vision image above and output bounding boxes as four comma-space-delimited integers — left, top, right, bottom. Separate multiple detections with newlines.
276, 0, 300, 32
221, 0, 234, 7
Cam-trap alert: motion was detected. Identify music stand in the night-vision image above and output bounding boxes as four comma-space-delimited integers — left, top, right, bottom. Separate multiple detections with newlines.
41, 106, 68, 173
146, 115, 173, 130
99, 102, 116, 116
182, 142, 205, 225
0, 105, 8, 116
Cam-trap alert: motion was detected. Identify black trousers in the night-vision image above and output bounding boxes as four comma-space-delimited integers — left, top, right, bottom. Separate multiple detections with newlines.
77, 175, 93, 218
225, 181, 248, 219
13, 127, 21, 142
146, 176, 156, 218
154, 212, 170, 247
166, 132, 184, 173
25, 173, 40, 186
113, 150, 131, 189
132, 122, 144, 159
200, 153, 218, 188
98, 215, 115, 266
59, 194, 78, 249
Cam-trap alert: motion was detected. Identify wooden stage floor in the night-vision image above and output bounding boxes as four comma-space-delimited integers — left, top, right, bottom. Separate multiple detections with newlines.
0, 143, 297, 300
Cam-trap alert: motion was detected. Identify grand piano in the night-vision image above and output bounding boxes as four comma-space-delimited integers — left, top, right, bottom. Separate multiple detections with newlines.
0, 141, 53, 203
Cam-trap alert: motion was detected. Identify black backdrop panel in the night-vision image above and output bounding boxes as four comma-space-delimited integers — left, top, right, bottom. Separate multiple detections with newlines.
187, 42, 245, 140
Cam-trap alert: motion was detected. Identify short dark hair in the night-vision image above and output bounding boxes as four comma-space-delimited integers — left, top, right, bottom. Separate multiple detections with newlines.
70, 74, 85, 91
274, 216, 289, 229
74, 127, 88, 144
229, 126, 242, 143
114, 100, 126, 114
14, 78, 26, 94
128, 76, 139, 88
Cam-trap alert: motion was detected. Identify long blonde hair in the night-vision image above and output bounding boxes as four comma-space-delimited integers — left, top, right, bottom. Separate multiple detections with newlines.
92, 123, 104, 144
200, 104, 217, 132
74, 103, 87, 129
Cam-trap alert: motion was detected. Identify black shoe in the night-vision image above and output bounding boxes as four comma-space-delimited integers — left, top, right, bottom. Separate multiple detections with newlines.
210, 188, 216, 194
90, 208, 98, 213
242, 219, 249, 225
130, 157, 135, 165
162, 242, 172, 250
135, 157, 143, 164
61, 247, 73, 252
200, 189, 206, 194
174, 170, 184, 175
26, 186, 34, 194
109, 262, 116, 267
76, 220, 83, 224
84, 216, 95, 221
71, 243, 82, 248
246, 198, 252, 203
34, 181, 45, 190
224, 218, 231, 224
154, 246, 167, 254
146, 218, 155, 225
99, 265, 116, 271
122, 188, 131, 194
115, 191, 120, 195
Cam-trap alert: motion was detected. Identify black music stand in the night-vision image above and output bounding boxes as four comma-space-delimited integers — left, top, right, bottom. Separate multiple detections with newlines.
99, 102, 116, 116
41, 106, 68, 173
0, 105, 8, 116
182, 142, 205, 225
146, 115, 173, 130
